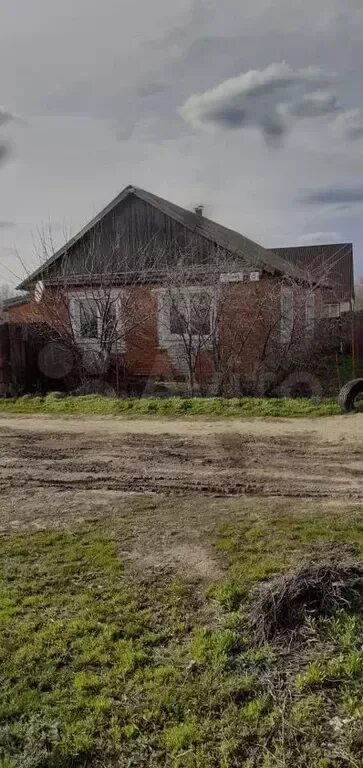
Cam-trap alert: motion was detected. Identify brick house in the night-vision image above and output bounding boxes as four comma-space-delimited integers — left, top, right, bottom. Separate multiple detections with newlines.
4, 185, 355, 394
272, 243, 354, 317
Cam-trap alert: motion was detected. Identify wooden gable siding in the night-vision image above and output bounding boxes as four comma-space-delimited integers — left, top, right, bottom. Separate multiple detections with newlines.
48, 195, 220, 282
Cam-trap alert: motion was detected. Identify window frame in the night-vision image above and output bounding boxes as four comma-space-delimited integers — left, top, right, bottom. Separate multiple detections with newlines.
305, 291, 316, 333
322, 302, 341, 319
157, 286, 215, 346
68, 290, 123, 349
280, 286, 294, 344
78, 297, 99, 340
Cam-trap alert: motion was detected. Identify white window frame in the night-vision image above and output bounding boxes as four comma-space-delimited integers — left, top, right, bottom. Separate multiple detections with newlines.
340, 301, 351, 315
281, 286, 294, 344
68, 290, 123, 351
323, 303, 341, 319
157, 286, 215, 347
305, 292, 315, 333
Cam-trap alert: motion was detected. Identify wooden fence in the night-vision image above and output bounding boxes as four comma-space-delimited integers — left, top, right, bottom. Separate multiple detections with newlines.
0, 322, 74, 395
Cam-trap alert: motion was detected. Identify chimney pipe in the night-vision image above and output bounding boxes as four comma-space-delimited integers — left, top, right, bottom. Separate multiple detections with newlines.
195, 205, 204, 216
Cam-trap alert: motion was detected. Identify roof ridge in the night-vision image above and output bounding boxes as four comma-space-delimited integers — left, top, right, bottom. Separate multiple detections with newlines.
272, 242, 352, 250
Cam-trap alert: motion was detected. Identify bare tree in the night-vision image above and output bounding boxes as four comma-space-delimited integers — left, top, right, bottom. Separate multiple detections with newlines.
0, 284, 17, 320
17, 217, 350, 398
158, 247, 349, 397
23, 221, 166, 391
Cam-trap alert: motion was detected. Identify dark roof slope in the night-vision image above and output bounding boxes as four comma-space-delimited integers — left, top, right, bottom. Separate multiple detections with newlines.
132, 188, 305, 280
3, 293, 30, 309
18, 186, 305, 290
271, 243, 354, 298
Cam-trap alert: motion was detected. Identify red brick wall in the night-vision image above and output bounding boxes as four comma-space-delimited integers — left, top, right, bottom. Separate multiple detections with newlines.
121, 285, 178, 378
6, 278, 323, 385
7, 291, 73, 333
7, 298, 43, 324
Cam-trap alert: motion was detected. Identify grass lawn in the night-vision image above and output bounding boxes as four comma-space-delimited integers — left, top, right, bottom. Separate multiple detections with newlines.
1, 505, 363, 767
0, 393, 346, 418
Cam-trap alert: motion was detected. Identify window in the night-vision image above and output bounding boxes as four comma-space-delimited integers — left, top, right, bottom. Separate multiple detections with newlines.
100, 300, 117, 343
169, 289, 213, 337
157, 287, 215, 348
79, 299, 98, 339
305, 292, 315, 333
70, 292, 121, 346
340, 301, 351, 315
323, 303, 340, 319
170, 297, 188, 335
281, 287, 294, 343
190, 291, 212, 335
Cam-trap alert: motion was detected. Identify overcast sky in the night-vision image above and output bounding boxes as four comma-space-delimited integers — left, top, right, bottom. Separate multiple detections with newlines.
1, 0, 363, 288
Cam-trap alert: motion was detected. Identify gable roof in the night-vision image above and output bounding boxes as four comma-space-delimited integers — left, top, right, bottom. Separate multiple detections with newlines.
3, 293, 30, 309
18, 185, 306, 290
271, 243, 354, 298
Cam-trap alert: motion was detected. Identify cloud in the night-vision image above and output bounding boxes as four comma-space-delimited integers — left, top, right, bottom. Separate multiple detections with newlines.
0, 107, 24, 170
297, 231, 342, 244
0, 107, 15, 128
0, 106, 23, 127
1, 247, 18, 258
0, 221, 16, 229
301, 186, 363, 206
289, 90, 340, 118
333, 109, 363, 140
0, 0, 363, 280
179, 61, 332, 141
0, 142, 11, 167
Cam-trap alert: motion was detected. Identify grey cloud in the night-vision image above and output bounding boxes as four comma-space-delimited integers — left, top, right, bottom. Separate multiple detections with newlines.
0, 106, 24, 127
301, 186, 363, 206
0, 106, 25, 170
297, 231, 342, 244
0, 107, 16, 127
15, 0, 360, 150
0, 0, 363, 278
45, 81, 92, 117
1, 0, 363, 149
0, 221, 16, 229
289, 90, 340, 118
0, 111, 15, 168
140, 82, 170, 98
261, 113, 286, 139
350, 126, 363, 139
334, 109, 363, 141
1, 247, 18, 257
179, 62, 332, 141
0, 142, 11, 167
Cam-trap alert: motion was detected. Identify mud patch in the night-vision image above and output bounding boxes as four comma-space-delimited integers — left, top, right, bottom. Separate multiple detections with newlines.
0, 427, 361, 504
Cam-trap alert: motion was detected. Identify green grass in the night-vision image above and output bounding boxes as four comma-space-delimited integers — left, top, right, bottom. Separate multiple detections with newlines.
0, 392, 346, 418
1, 506, 363, 767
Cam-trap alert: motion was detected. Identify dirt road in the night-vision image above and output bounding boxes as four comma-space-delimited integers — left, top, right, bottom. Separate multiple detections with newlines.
0, 413, 362, 532
1, 412, 362, 440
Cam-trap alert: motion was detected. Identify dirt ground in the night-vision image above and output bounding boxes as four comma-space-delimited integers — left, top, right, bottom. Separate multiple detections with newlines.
0, 412, 362, 579
0, 412, 362, 514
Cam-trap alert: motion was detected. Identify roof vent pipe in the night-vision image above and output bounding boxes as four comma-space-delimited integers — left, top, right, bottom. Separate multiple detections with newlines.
195, 205, 204, 216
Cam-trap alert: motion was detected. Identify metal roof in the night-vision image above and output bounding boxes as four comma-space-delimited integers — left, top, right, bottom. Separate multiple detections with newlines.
271, 243, 354, 298
3, 293, 30, 309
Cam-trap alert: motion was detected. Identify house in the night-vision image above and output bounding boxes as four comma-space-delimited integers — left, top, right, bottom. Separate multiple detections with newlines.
271, 243, 354, 317
4, 185, 355, 395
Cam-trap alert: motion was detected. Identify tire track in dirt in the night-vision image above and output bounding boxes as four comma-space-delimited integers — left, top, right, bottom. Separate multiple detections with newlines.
0, 425, 361, 502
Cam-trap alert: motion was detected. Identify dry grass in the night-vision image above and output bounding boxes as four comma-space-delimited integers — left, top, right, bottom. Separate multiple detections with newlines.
251, 553, 363, 644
